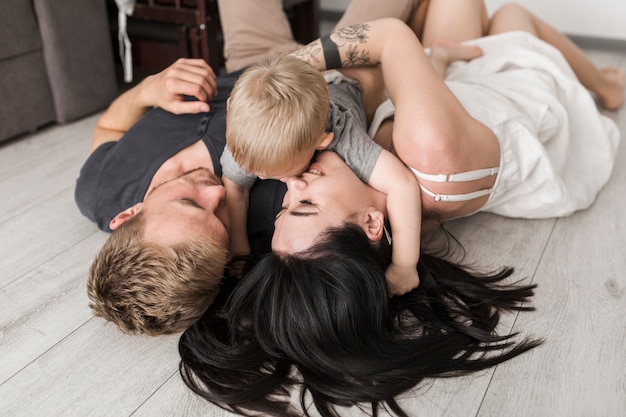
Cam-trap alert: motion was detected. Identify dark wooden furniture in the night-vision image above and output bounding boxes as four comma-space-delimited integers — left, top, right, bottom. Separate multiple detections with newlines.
107, 0, 319, 77
284, 0, 320, 46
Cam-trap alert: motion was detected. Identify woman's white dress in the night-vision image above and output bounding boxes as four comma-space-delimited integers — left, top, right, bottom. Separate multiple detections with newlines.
370, 31, 621, 218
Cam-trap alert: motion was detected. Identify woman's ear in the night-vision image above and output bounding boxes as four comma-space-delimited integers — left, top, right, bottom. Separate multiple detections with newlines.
109, 203, 143, 230
360, 208, 385, 242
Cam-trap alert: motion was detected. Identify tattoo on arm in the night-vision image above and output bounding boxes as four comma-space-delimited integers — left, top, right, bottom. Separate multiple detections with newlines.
343, 45, 370, 66
332, 23, 371, 45
292, 23, 373, 69
331, 23, 372, 67
292, 43, 322, 64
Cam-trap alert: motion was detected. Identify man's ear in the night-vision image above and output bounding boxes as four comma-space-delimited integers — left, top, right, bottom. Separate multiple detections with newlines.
109, 203, 143, 230
316, 132, 334, 150
360, 208, 385, 242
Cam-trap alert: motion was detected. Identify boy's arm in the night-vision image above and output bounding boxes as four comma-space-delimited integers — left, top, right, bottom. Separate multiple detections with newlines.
91, 58, 217, 152
368, 149, 421, 296
220, 147, 259, 257
223, 177, 251, 256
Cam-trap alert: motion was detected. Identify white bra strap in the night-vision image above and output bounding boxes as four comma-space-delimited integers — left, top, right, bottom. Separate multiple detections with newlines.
419, 184, 493, 202
410, 166, 499, 183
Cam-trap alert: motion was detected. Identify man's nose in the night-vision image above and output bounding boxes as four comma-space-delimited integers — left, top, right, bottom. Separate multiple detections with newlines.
201, 185, 227, 210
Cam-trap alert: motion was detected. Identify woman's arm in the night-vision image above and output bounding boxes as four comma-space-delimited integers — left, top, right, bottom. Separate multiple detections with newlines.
292, 18, 499, 187
292, 19, 455, 131
91, 58, 218, 152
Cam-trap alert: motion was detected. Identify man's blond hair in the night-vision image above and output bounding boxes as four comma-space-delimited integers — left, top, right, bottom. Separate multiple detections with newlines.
87, 213, 228, 336
226, 54, 330, 175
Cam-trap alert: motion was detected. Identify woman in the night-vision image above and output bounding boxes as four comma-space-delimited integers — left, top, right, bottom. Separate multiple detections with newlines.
272, 1, 622, 259
177, 1, 616, 416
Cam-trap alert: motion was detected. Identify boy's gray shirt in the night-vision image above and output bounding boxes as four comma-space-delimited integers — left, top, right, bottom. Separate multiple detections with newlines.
221, 74, 382, 188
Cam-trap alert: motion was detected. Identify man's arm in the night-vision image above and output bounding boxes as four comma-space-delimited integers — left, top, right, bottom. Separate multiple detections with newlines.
91, 58, 218, 152
368, 148, 421, 296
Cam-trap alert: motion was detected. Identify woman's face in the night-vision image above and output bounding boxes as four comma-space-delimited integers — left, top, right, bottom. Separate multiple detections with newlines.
272, 151, 385, 253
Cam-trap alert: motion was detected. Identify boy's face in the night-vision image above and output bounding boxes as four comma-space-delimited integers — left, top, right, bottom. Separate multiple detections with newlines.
257, 148, 317, 181
257, 131, 334, 181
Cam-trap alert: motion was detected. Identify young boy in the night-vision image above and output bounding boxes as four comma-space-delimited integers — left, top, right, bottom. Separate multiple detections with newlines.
221, 53, 422, 296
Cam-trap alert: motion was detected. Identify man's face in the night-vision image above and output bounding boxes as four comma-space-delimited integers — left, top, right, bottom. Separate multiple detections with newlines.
140, 167, 230, 247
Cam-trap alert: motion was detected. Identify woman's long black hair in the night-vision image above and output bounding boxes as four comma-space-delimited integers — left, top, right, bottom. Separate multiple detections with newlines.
179, 223, 542, 417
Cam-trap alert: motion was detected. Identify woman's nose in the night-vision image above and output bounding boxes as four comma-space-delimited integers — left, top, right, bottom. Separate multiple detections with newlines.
283, 176, 307, 190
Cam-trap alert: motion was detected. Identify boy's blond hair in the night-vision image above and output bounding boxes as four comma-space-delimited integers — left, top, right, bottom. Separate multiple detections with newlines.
226, 54, 330, 175
87, 212, 228, 336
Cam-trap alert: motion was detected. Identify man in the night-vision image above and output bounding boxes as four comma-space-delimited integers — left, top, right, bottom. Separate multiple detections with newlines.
75, 0, 423, 335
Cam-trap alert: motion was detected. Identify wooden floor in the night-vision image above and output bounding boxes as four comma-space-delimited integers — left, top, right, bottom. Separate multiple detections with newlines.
1, 43, 625, 416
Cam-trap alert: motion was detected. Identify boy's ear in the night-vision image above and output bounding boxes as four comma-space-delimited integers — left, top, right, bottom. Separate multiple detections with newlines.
360, 208, 385, 242
316, 132, 334, 150
109, 203, 143, 230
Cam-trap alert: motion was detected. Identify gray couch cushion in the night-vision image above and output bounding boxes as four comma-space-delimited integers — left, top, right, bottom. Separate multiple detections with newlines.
0, 52, 55, 140
34, 0, 117, 123
0, 0, 42, 60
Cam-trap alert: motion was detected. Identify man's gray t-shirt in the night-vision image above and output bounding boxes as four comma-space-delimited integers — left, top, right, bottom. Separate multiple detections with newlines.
74, 69, 286, 253
221, 72, 382, 187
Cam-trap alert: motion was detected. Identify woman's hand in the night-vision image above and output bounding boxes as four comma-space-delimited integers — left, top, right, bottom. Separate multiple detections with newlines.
385, 264, 420, 296
138, 58, 218, 114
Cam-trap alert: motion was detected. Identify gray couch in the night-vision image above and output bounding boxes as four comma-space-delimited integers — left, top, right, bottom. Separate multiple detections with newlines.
0, 0, 118, 142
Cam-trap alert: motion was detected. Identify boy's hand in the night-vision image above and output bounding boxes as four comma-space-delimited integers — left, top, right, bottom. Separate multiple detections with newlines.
385, 264, 420, 296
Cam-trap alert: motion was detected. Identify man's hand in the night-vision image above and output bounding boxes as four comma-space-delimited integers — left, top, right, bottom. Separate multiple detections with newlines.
139, 58, 218, 114
385, 264, 420, 296
91, 58, 219, 152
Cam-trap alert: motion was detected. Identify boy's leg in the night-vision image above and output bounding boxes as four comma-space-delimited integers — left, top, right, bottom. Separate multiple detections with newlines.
489, 3, 624, 110
333, 0, 422, 30
217, 0, 301, 72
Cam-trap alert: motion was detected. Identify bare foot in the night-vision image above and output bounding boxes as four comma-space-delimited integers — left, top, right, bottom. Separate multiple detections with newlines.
429, 39, 484, 78
597, 67, 625, 110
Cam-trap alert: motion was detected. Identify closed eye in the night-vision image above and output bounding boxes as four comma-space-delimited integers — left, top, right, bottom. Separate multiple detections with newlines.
290, 200, 317, 216
274, 200, 317, 222
179, 197, 204, 210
